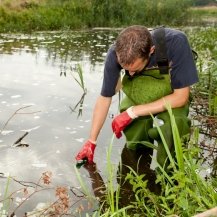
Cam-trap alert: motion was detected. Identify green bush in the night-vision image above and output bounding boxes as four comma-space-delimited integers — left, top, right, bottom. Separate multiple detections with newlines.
0, 0, 194, 32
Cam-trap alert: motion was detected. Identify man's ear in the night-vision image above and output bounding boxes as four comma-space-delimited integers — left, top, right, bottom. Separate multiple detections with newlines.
150, 46, 155, 55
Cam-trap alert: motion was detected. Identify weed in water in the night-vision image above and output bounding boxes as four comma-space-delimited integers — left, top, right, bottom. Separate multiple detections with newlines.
77, 105, 217, 216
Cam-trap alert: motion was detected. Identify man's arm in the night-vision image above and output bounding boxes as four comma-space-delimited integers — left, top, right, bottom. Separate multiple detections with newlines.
111, 86, 190, 138
75, 95, 112, 163
89, 95, 112, 142
132, 86, 190, 117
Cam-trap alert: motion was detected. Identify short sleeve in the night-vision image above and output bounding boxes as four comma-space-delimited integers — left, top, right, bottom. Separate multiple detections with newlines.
169, 31, 199, 89
100, 46, 122, 97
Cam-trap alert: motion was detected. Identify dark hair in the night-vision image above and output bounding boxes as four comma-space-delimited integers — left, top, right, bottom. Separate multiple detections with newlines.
115, 25, 152, 66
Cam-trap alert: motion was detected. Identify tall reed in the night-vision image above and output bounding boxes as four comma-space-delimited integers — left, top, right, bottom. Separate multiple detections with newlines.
0, 176, 11, 217
0, 0, 193, 33
122, 105, 217, 216
78, 105, 217, 216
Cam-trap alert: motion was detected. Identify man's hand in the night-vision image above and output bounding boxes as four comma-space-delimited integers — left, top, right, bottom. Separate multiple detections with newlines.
75, 140, 96, 164
112, 107, 137, 138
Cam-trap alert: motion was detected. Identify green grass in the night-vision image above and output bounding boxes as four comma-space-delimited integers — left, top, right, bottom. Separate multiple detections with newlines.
0, 0, 195, 33
76, 105, 217, 216
186, 27, 217, 117
0, 176, 11, 217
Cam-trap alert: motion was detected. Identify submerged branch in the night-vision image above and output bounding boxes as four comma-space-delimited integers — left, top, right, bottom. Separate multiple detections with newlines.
13, 132, 29, 145
0, 105, 41, 134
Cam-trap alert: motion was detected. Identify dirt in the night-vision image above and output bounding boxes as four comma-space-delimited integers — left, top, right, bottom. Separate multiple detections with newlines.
0, 0, 46, 10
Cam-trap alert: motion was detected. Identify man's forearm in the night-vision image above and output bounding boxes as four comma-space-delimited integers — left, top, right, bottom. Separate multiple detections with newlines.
132, 87, 190, 117
89, 95, 112, 142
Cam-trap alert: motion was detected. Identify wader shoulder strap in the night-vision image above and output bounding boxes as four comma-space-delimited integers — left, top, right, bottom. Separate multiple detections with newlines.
153, 27, 198, 74
153, 27, 169, 74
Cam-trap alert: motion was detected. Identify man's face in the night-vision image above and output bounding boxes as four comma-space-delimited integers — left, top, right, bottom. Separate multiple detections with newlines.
122, 57, 148, 76
118, 46, 155, 76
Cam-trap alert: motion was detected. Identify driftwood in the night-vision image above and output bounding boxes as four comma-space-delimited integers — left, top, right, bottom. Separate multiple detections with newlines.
193, 207, 217, 217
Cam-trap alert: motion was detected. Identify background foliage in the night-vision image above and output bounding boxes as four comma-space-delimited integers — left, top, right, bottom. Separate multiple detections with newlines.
0, 0, 213, 32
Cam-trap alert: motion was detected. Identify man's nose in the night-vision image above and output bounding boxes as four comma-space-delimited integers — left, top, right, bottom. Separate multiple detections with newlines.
129, 71, 136, 76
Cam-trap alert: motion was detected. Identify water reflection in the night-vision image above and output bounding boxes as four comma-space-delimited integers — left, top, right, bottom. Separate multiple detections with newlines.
84, 145, 161, 213
0, 29, 120, 215
0, 30, 118, 66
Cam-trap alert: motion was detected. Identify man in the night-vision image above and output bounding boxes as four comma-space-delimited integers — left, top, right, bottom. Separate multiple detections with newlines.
75, 25, 198, 165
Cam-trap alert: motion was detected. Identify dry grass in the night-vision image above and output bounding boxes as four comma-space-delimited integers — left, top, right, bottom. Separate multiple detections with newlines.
0, 0, 46, 10
191, 5, 217, 11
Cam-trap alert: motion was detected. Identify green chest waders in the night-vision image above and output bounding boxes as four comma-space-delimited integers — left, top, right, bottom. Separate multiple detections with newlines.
120, 69, 191, 168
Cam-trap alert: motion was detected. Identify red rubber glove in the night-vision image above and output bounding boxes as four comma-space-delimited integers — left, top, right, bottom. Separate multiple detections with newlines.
75, 140, 96, 164
112, 107, 138, 138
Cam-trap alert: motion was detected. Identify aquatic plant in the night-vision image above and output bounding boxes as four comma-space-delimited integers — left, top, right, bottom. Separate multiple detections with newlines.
70, 63, 86, 94
69, 63, 87, 118
74, 134, 133, 216
126, 104, 217, 216
0, 176, 11, 217
76, 105, 217, 216
186, 27, 217, 139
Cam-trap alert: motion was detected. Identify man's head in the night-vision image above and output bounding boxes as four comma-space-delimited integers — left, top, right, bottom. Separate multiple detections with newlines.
115, 25, 154, 76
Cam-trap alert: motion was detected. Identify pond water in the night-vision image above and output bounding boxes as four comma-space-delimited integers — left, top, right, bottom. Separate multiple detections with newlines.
0, 28, 216, 216
0, 30, 127, 216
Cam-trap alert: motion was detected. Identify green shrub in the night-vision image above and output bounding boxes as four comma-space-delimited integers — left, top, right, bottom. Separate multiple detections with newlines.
0, 0, 194, 32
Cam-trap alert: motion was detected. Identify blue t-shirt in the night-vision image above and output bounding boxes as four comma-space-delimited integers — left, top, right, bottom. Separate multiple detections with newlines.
101, 28, 198, 97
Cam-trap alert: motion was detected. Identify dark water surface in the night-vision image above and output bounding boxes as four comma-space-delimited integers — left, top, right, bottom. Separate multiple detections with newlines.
0, 30, 127, 216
